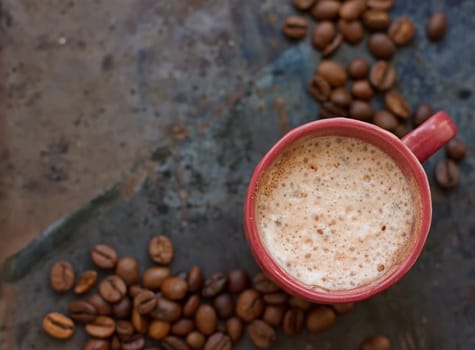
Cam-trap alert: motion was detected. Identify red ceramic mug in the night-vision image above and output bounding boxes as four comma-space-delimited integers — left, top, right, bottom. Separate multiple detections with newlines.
244, 111, 457, 303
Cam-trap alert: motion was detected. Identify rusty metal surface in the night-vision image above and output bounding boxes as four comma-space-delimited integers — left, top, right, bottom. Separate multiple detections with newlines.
1, 0, 475, 349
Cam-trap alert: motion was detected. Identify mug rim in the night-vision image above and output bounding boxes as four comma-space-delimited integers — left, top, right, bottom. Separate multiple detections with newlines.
243, 118, 432, 303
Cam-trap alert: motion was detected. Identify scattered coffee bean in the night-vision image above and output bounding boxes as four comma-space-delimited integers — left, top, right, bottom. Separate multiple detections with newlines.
134, 290, 157, 315
225, 317, 244, 343
187, 266, 204, 293
413, 103, 433, 126
116, 257, 140, 286
331, 303, 354, 314
435, 159, 460, 189
427, 12, 447, 41
85, 316, 116, 339
370, 61, 397, 91
253, 273, 279, 293
338, 19, 364, 45
68, 300, 97, 323
213, 293, 235, 319
446, 139, 466, 161
84, 338, 110, 350
361, 335, 391, 350
148, 319, 171, 340
293, 0, 316, 11
187, 331, 206, 350
368, 33, 396, 60
74, 270, 97, 295
308, 75, 331, 102
150, 297, 182, 322
227, 269, 250, 294
171, 319, 195, 336
352, 80, 375, 100
42, 312, 75, 339
99, 275, 127, 303
183, 294, 201, 318
203, 332, 232, 350
142, 266, 171, 291
149, 235, 174, 265
195, 304, 217, 336
366, 0, 394, 11
132, 308, 149, 334
385, 92, 411, 119
350, 100, 373, 121
88, 293, 113, 316
262, 305, 285, 327
348, 58, 370, 80
283, 16, 308, 39
247, 320, 276, 349
202, 272, 227, 298
50, 261, 75, 293
162, 277, 189, 300
262, 292, 288, 305
322, 33, 343, 57
129, 285, 144, 298
121, 334, 146, 350
330, 88, 352, 107
389, 17, 416, 46
91, 244, 118, 270
306, 306, 336, 332
112, 296, 131, 319
319, 101, 348, 119
283, 308, 305, 336
339, 0, 366, 21
312, 21, 336, 50
363, 10, 391, 31
311, 0, 341, 20
393, 123, 410, 138
373, 110, 398, 131
287, 296, 312, 311
236, 289, 264, 322
317, 60, 347, 87
116, 320, 134, 340
111, 335, 121, 350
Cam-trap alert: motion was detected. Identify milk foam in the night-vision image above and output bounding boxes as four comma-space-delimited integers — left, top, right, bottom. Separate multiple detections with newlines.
256, 136, 418, 291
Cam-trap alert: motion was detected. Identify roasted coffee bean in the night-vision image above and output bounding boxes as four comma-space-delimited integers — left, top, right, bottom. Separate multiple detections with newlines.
225, 317, 243, 343
361, 335, 391, 350
348, 58, 370, 80
287, 296, 312, 311
427, 12, 447, 41
236, 289, 264, 322
262, 292, 288, 305
308, 75, 331, 102
74, 270, 97, 295
111, 336, 121, 350
150, 297, 182, 322
142, 267, 171, 291
187, 266, 203, 293
89, 294, 113, 316
42, 312, 75, 339
202, 272, 227, 298
195, 304, 217, 336
69, 300, 98, 323
317, 60, 347, 87
330, 88, 352, 107
389, 17, 416, 46
186, 331, 206, 349
350, 100, 373, 121
116, 320, 134, 340
283, 308, 305, 336
183, 294, 201, 318
85, 316, 116, 338
322, 33, 343, 57
363, 10, 390, 31
293, 0, 316, 11
148, 320, 171, 340
91, 244, 118, 269
311, 1, 341, 20
393, 123, 410, 138
247, 320, 276, 349
227, 269, 250, 293
352, 80, 374, 100
253, 273, 279, 293
385, 92, 411, 119
162, 336, 190, 350
50, 261, 75, 293
161, 277, 189, 300
171, 319, 195, 336
204, 332, 232, 350
149, 235, 174, 265
116, 257, 140, 286
312, 21, 336, 50
121, 334, 146, 350
319, 101, 348, 119
339, 0, 366, 20
134, 290, 157, 315
84, 338, 110, 350
129, 285, 144, 298
99, 275, 127, 303
373, 110, 398, 131
132, 308, 149, 334
368, 33, 396, 60
113, 296, 132, 319
262, 306, 284, 329
446, 139, 466, 161
306, 306, 336, 332
413, 103, 433, 126
282, 16, 308, 40
331, 303, 354, 314
435, 159, 460, 189
213, 293, 234, 319
370, 61, 396, 91
338, 19, 364, 45
366, 0, 394, 10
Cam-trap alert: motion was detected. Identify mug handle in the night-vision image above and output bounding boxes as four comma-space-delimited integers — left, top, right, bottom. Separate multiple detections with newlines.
401, 111, 457, 163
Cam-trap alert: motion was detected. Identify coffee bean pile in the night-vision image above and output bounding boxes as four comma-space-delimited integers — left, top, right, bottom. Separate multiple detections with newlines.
43, 234, 362, 349
283, 0, 465, 189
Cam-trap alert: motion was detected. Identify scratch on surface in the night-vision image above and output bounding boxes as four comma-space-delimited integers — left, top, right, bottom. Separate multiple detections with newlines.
273, 97, 290, 135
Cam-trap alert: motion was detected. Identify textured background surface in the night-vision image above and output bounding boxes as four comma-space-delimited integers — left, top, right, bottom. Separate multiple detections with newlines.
1, 0, 474, 349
